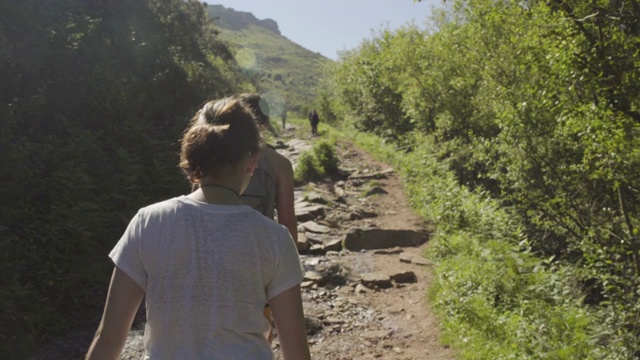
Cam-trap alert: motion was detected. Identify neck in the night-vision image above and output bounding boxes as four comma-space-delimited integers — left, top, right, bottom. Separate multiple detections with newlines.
200, 183, 240, 198
192, 182, 243, 205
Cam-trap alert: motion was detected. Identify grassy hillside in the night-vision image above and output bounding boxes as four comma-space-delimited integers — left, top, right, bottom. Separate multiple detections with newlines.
207, 4, 332, 115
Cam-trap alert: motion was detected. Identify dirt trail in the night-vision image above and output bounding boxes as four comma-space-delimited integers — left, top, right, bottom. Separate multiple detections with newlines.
270, 129, 453, 360
27, 128, 454, 360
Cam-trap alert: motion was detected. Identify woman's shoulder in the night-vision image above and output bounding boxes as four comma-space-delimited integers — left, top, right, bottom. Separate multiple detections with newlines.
262, 148, 293, 174
262, 147, 288, 163
136, 196, 185, 217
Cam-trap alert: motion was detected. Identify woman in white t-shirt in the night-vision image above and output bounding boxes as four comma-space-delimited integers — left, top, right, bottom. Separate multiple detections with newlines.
85, 96, 311, 360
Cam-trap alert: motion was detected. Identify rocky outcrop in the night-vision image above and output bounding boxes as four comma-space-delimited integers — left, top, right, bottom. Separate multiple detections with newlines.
258, 18, 281, 35
207, 5, 281, 35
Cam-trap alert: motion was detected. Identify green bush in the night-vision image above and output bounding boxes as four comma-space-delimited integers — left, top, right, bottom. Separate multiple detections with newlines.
294, 151, 325, 182
0, 0, 251, 357
313, 140, 340, 175
323, 0, 640, 355
294, 140, 341, 183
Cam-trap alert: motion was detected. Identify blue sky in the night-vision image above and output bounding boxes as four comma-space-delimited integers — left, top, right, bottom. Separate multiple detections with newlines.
207, 0, 444, 60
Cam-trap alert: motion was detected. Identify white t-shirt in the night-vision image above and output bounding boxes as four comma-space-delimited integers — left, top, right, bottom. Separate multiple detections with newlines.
109, 195, 304, 360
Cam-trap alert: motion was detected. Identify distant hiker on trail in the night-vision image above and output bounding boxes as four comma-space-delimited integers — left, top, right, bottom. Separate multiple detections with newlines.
86, 96, 311, 360
309, 109, 319, 135
281, 109, 287, 130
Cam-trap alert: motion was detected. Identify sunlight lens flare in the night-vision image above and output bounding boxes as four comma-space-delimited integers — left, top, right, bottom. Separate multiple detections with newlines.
235, 48, 257, 70
262, 90, 285, 116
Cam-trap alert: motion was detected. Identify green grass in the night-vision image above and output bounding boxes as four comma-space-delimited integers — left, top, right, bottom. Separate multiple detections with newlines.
321, 124, 628, 359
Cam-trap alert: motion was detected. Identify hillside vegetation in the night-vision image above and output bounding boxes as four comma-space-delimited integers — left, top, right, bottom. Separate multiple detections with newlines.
319, 0, 640, 358
207, 4, 332, 115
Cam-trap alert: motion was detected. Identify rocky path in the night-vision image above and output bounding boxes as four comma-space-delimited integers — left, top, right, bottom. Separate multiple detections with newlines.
268, 135, 453, 360
28, 131, 453, 360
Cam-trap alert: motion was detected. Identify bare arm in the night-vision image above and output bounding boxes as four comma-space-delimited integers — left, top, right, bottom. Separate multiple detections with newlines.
275, 155, 299, 244
86, 267, 145, 360
269, 285, 311, 360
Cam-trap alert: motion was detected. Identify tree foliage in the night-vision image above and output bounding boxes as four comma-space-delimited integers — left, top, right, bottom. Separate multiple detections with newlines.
0, 0, 251, 356
323, 0, 640, 355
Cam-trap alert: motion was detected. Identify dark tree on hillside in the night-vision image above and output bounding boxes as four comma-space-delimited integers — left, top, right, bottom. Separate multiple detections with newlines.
0, 0, 250, 356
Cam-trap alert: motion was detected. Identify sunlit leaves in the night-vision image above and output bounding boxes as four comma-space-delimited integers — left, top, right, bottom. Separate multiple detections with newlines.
325, 0, 640, 355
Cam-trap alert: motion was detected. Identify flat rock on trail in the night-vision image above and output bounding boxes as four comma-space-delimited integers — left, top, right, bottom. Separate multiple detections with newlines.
269, 135, 453, 360
28, 131, 454, 360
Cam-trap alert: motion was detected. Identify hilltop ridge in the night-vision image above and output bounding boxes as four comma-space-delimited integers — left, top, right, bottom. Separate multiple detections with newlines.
207, 4, 332, 114
208, 5, 281, 35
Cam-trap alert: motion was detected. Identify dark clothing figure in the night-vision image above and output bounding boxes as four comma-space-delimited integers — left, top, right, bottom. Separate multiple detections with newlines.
281, 110, 287, 130
309, 110, 319, 135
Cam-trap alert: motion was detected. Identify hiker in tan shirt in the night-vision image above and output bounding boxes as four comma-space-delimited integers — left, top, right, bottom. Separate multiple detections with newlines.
237, 93, 306, 252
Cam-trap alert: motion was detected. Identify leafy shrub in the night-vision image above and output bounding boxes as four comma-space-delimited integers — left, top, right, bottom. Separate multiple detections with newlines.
0, 0, 250, 357
295, 151, 325, 182
294, 140, 340, 183
313, 140, 340, 175
323, 0, 640, 353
